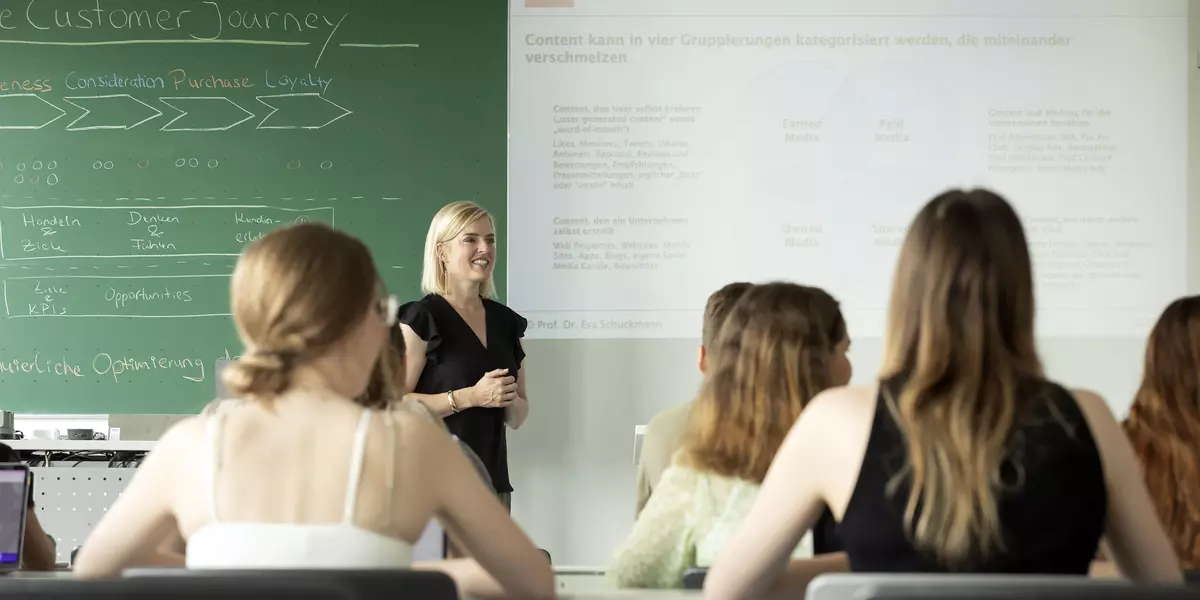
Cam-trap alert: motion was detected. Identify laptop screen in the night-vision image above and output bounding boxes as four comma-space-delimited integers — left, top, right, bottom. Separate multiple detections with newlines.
0, 468, 26, 565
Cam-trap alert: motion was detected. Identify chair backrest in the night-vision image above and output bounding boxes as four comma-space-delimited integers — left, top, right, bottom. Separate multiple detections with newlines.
122, 569, 458, 600
807, 574, 1198, 600
0, 577, 354, 599
1186, 570, 1200, 586
682, 567, 707, 589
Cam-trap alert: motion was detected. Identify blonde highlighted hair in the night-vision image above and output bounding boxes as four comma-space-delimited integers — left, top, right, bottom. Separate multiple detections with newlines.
420, 201, 496, 298
681, 282, 847, 483
881, 189, 1042, 569
222, 223, 387, 402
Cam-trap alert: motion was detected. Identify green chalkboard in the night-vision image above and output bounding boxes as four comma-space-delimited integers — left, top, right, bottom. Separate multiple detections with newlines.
0, 0, 507, 413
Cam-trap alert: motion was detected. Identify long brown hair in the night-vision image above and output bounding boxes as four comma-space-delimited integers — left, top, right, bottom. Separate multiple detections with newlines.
1124, 295, 1200, 568
880, 189, 1043, 568
681, 282, 847, 483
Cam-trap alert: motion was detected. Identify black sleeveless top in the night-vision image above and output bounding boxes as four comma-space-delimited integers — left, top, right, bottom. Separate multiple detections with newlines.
398, 294, 527, 494
834, 378, 1106, 573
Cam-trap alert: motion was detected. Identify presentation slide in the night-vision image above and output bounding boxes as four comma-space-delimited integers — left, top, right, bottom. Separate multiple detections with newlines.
508, 0, 1189, 339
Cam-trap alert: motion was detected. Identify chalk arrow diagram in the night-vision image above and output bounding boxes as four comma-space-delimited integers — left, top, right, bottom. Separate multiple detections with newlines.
62, 94, 162, 131
159, 97, 255, 132
0, 94, 66, 130
256, 93, 352, 130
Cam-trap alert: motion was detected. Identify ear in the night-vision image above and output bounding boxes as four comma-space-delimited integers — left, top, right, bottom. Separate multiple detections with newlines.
698, 345, 707, 374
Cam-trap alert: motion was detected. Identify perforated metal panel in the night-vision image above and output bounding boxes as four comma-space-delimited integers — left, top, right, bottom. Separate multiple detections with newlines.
31, 466, 137, 564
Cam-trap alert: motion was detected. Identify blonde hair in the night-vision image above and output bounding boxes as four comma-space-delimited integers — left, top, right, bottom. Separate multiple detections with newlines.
222, 223, 385, 401
681, 282, 846, 483
881, 189, 1042, 569
420, 201, 496, 298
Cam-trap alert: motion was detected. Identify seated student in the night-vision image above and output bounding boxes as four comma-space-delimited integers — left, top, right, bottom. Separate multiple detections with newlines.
704, 190, 1182, 599
1120, 295, 1200, 569
71, 224, 554, 600
608, 282, 852, 588
0, 444, 56, 571
634, 282, 753, 516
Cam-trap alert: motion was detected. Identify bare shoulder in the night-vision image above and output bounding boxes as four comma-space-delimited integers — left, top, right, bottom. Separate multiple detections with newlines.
387, 398, 454, 448
135, 414, 207, 481
1069, 387, 1113, 413
1068, 388, 1120, 431
804, 384, 877, 422
157, 414, 206, 451
781, 384, 877, 457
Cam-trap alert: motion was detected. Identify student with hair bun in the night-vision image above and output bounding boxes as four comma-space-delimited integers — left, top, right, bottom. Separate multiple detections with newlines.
73, 224, 553, 600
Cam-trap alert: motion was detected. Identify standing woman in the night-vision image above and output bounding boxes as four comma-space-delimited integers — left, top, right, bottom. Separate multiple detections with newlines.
399, 201, 529, 509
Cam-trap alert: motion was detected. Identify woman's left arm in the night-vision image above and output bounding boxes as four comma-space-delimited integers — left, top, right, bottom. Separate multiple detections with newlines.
505, 353, 529, 430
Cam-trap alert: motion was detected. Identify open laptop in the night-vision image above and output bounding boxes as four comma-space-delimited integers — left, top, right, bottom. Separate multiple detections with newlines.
0, 463, 30, 572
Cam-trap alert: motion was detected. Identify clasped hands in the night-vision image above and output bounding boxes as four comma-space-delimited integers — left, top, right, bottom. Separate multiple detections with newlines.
466, 369, 517, 409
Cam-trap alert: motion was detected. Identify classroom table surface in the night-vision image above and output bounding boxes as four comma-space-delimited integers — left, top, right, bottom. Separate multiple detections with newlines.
6, 440, 156, 452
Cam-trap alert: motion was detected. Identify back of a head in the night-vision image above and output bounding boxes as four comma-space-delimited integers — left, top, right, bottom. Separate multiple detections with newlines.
222, 223, 384, 402
880, 188, 1043, 568
1125, 295, 1200, 567
701, 282, 754, 348
683, 282, 847, 483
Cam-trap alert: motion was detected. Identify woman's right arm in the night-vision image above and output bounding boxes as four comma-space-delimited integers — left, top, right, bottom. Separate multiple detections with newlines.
607, 467, 698, 589
399, 324, 514, 417
1073, 389, 1182, 584
399, 324, 475, 417
414, 417, 554, 599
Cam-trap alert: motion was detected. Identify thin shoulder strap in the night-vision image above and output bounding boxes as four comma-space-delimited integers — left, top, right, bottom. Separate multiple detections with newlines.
342, 408, 373, 524
205, 403, 228, 522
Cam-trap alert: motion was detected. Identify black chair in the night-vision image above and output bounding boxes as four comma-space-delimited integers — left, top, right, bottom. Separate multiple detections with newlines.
682, 567, 707, 589
123, 569, 458, 599
0, 577, 353, 599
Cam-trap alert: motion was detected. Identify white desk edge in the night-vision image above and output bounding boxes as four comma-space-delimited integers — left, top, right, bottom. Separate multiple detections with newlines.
6, 440, 156, 452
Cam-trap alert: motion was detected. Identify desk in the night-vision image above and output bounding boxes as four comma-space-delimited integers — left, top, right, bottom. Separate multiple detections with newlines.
9, 571, 74, 579
10, 439, 149, 566
7, 440, 155, 452
556, 566, 608, 594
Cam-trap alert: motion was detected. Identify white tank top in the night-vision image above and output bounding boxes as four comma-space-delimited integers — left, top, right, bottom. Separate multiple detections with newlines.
186, 403, 414, 569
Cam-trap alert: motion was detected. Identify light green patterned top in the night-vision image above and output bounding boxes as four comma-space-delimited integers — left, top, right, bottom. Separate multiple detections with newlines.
607, 464, 813, 589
